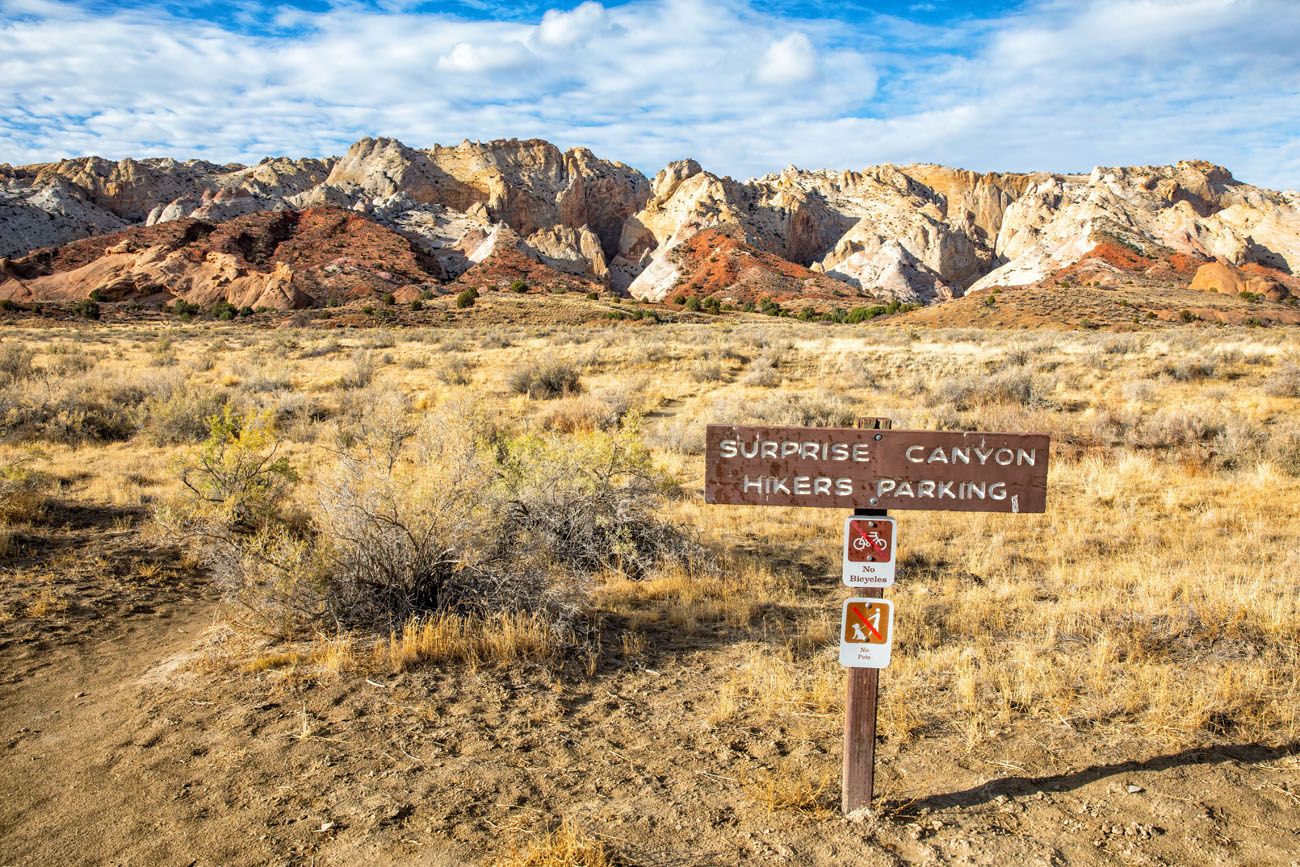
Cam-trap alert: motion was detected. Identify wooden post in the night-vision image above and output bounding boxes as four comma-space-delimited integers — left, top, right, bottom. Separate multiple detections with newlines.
843, 417, 891, 815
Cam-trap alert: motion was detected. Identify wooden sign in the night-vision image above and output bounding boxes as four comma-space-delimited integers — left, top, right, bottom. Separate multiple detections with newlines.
705, 425, 1049, 513
840, 598, 894, 669
843, 516, 896, 587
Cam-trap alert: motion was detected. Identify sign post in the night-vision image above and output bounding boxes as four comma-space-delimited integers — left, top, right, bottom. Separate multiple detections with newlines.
843, 416, 889, 815
704, 416, 1049, 815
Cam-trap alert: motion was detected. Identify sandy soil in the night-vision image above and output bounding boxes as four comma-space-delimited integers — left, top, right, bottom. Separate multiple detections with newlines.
2, 513, 1298, 866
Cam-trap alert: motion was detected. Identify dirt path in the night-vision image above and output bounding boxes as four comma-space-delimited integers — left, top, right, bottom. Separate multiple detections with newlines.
2, 503, 1299, 864
0, 600, 225, 864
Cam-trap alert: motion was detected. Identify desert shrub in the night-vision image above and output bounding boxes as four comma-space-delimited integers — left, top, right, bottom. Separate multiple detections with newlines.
341, 349, 377, 389
926, 368, 1057, 410
209, 300, 237, 321
1162, 358, 1217, 382
1102, 335, 1144, 355
299, 338, 342, 359
536, 394, 621, 433
74, 299, 101, 320
509, 360, 583, 399
435, 356, 475, 386
134, 377, 228, 445
0, 342, 35, 385
456, 287, 479, 308
172, 299, 201, 318
741, 356, 781, 387
690, 360, 725, 382
165, 403, 701, 638
0, 461, 55, 527
510, 279, 529, 293
0, 372, 139, 444
1264, 361, 1300, 398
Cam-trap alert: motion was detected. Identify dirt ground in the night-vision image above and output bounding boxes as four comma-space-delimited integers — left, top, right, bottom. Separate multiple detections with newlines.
2, 511, 1298, 865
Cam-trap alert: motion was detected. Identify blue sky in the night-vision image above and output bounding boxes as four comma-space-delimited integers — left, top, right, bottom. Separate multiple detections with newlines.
3, 0, 1299, 189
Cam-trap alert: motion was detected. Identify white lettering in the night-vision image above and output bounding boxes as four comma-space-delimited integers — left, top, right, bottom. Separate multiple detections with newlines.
928, 447, 948, 463
835, 478, 853, 496
814, 477, 832, 495
1016, 448, 1036, 466
852, 444, 872, 463
876, 479, 897, 496
743, 475, 762, 493
761, 441, 778, 459
793, 476, 811, 495
990, 482, 1007, 500
720, 439, 738, 458
995, 448, 1014, 466
906, 445, 926, 463
830, 443, 849, 461
951, 447, 970, 464
974, 447, 994, 465
918, 480, 936, 497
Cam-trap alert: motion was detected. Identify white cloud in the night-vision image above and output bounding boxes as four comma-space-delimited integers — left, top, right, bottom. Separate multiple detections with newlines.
756, 32, 818, 86
535, 1, 610, 47
437, 40, 535, 73
0, 0, 1297, 190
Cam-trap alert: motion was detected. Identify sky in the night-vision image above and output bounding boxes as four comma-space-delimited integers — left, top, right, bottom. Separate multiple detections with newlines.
2, 0, 1299, 189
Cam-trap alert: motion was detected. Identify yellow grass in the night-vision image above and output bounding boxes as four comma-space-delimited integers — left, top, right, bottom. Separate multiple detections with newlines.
500, 819, 624, 867
379, 611, 566, 672
1, 319, 1297, 753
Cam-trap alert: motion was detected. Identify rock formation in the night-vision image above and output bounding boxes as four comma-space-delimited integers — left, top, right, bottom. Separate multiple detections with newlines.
2, 139, 1298, 314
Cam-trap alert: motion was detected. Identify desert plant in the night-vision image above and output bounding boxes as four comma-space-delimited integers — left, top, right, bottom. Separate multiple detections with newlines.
209, 300, 237, 321
0, 342, 35, 385
1264, 361, 1300, 398
456, 287, 479, 308
509, 360, 583, 399
435, 356, 475, 386
74, 299, 101, 320
340, 349, 377, 389
134, 378, 228, 445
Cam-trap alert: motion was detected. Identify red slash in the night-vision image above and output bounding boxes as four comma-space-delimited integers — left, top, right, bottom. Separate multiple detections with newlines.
850, 604, 885, 642
850, 520, 887, 551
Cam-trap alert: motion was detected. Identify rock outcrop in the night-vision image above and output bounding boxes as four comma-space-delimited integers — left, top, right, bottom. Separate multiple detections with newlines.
3, 140, 1299, 314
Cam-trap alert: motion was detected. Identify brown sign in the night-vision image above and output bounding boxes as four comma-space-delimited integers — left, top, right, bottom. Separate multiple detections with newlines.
705, 424, 1049, 513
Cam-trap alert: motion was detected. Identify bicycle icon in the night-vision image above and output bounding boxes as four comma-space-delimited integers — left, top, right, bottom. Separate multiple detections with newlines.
851, 531, 888, 553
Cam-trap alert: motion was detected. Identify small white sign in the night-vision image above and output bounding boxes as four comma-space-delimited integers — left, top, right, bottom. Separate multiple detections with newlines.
842, 516, 897, 587
839, 598, 894, 669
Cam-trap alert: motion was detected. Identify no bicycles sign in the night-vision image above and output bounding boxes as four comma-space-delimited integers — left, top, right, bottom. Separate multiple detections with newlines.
843, 516, 896, 587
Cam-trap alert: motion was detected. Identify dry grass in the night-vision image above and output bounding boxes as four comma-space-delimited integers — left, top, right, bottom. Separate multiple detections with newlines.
0, 320, 1297, 754
380, 611, 568, 672
501, 819, 628, 867
742, 760, 834, 815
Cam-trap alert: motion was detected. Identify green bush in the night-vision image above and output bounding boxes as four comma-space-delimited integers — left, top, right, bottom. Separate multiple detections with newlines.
383, 292, 396, 305
74, 299, 101, 320
509, 279, 528, 294
684, 297, 701, 312
410, 299, 424, 312
209, 300, 237, 321
172, 299, 201, 318
238, 306, 255, 318
0, 299, 21, 312
456, 288, 478, 308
